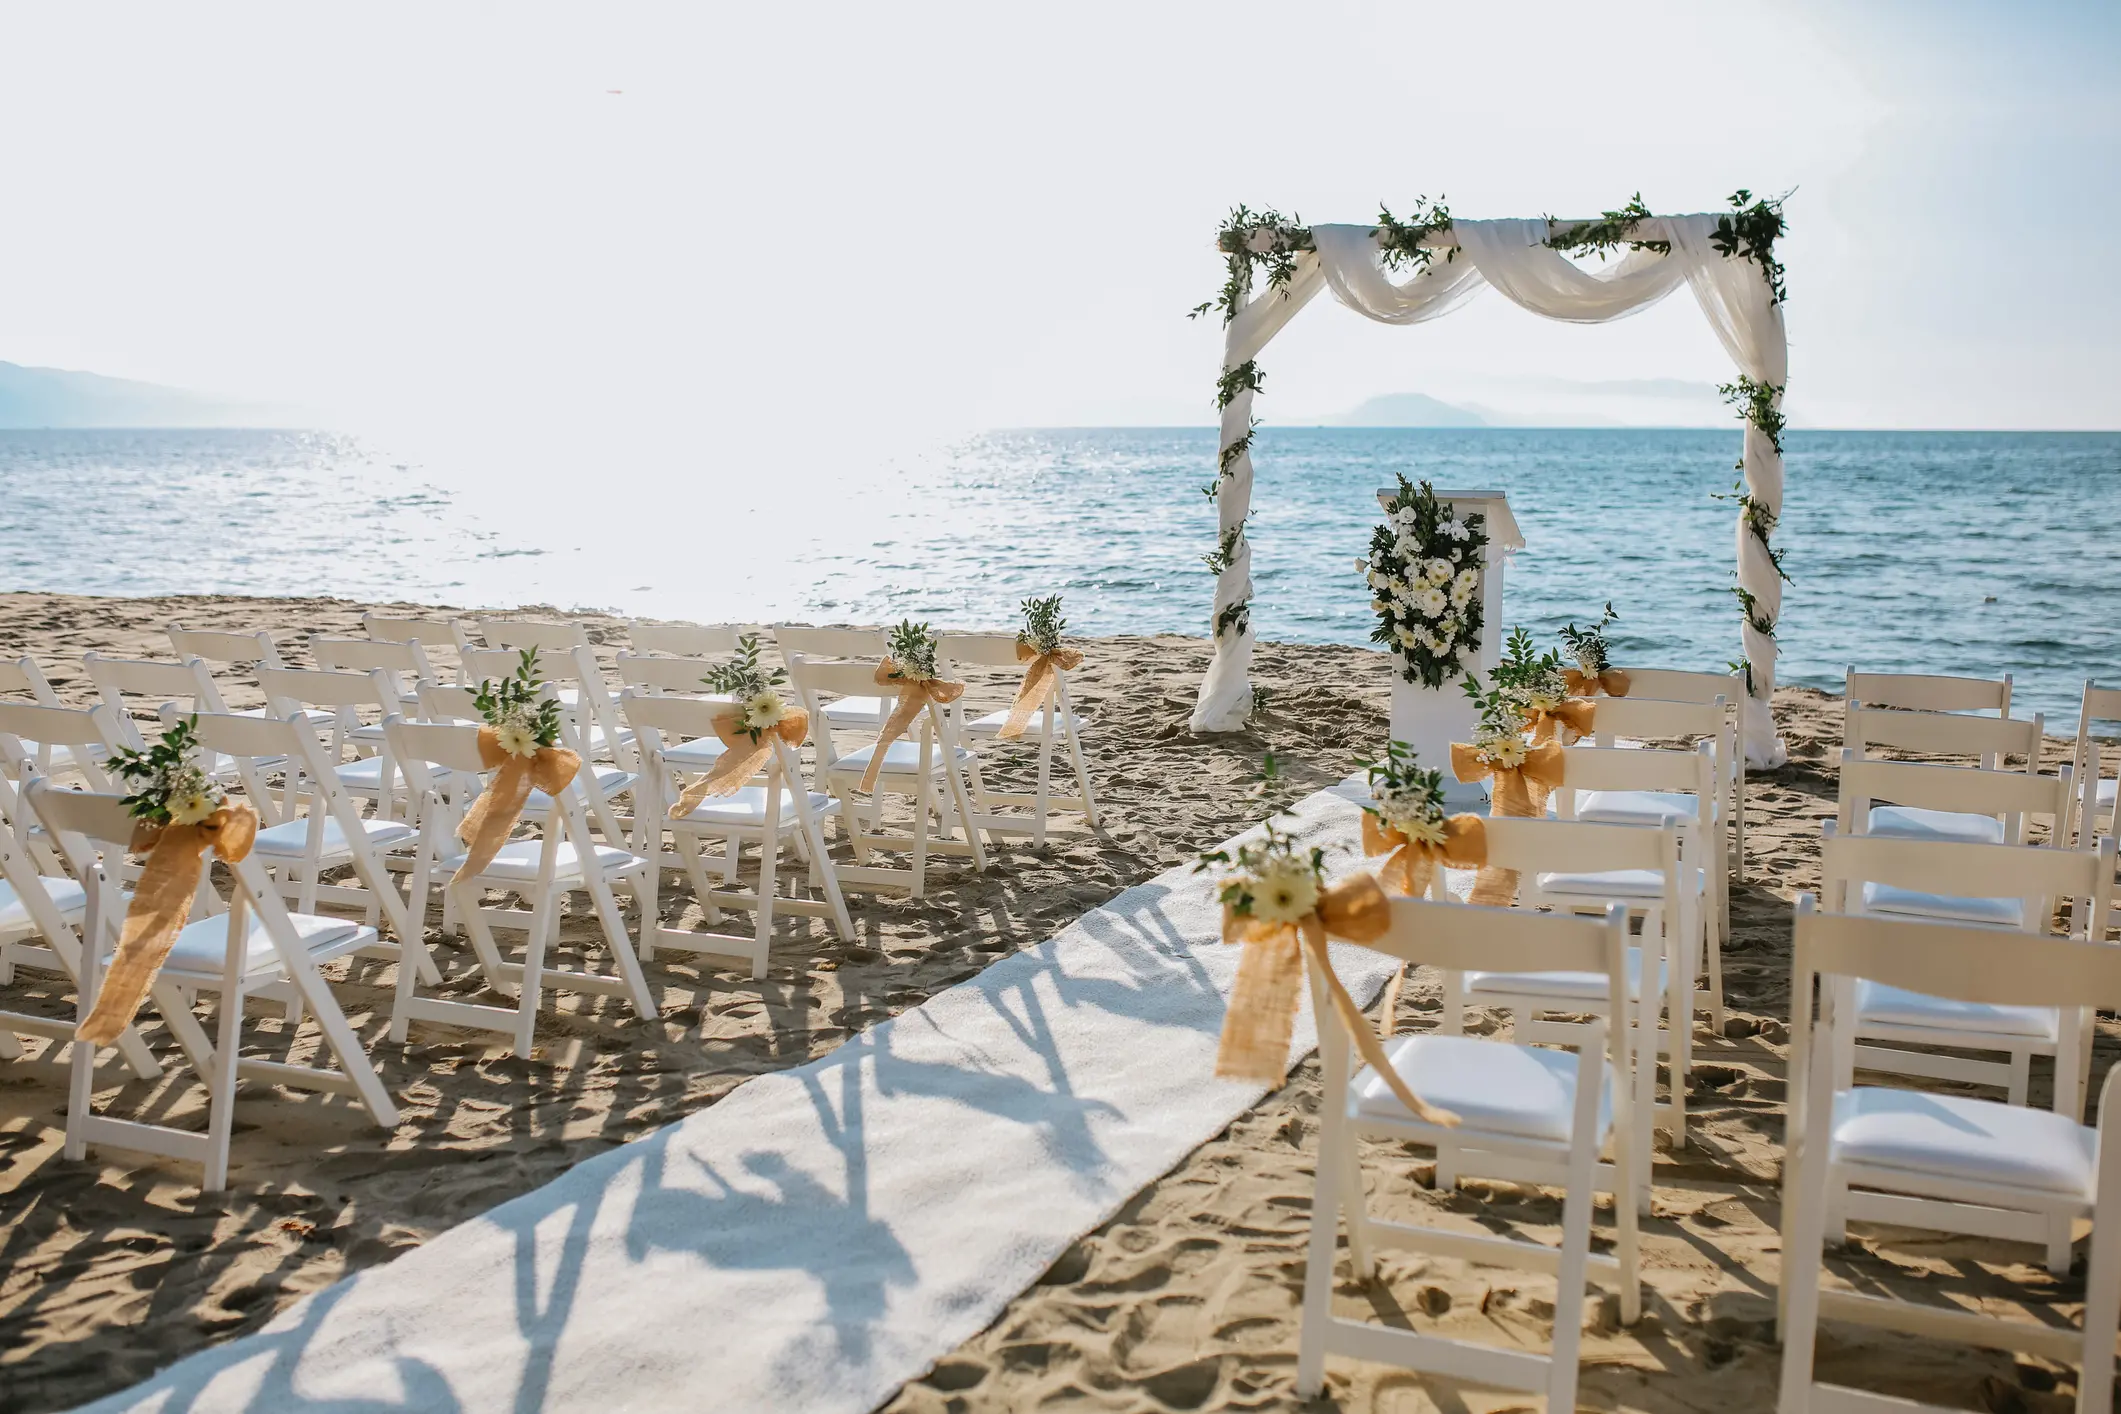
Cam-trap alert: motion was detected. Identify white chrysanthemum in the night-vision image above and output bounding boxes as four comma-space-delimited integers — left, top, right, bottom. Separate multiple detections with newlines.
1247, 853, 1321, 926
1437, 614, 1460, 638
1525, 688, 1565, 712
1395, 813, 1449, 847
1424, 559, 1453, 584
743, 689, 787, 733
1396, 625, 1419, 648
168, 789, 219, 826
1454, 566, 1478, 595
1426, 631, 1448, 653
1416, 586, 1448, 618
495, 722, 540, 759
1371, 598, 1389, 613
1449, 582, 1473, 610
1445, 519, 1470, 541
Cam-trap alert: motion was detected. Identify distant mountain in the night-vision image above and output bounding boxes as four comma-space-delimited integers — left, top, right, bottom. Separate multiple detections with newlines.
1326, 392, 1488, 427
0, 360, 295, 428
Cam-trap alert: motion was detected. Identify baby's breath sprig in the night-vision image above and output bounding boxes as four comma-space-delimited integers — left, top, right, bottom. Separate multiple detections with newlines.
1196, 820, 1325, 929
1363, 740, 1448, 846
473, 647, 564, 760
1017, 596, 1067, 657
703, 633, 792, 740
108, 716, 224, 826
1558, 603, 1620, 676
885, 620, 942, 682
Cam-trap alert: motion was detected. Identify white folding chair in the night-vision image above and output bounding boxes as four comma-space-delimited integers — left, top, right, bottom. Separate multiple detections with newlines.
1846, 667, 2013, 719
257, 665, 407, 820
363, 612, 473, 685
1779, 899, 2121, 1412
1298, 898, 1639, 1408
313, 635, 432, 715
1437, 814, 1679, 1194
474, 620, 637, 771
613, 654, 738, 814
626, 621, 748, 659
81, 652, 273, 784
623, 692, 852, 979
382, 715, 657, 1056
0, 772, 161, 1078
1549, 740, 1725, 1035
1819, 827, 2112, 1113
777, 626, 890, 731
30, 784, 399, 1192
786, 656, 988, 898
938, 631, 1097, 847
453, 655, 638, 846
2066, 680, 2121, 853
0, 656, 103, 781
1606, 668, 1746, 874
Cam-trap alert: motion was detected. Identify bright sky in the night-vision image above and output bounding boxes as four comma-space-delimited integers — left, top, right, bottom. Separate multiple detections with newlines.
2, 0, 2115, 460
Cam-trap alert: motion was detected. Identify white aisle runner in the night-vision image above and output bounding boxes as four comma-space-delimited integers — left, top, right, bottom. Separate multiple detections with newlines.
83, 782, 1395, 1414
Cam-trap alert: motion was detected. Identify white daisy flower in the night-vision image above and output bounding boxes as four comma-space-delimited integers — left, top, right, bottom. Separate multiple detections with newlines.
1247, 854, 1321, 926
1416, 586, 1448, 618
495, 722, 541, 758
168, 789, 219, 826
742, 689, 787, 733
1425, 559, 1454, 585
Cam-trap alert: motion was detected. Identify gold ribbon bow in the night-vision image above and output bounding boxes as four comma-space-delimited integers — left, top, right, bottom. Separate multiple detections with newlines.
1450, 740, 1567, 906
78, 803, 260, 1046
455, 727, 582, 880
1563, 667, 1630, 698
1523, 696, 1598, 745
998, 642, 1084, 741
1361, 811, 1488, 899
669, 709, 812, 817
1216, 870, 1459, 1128
858, 660, 966, 794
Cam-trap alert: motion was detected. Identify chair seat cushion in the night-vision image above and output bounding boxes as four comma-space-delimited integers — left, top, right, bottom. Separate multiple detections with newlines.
1853, 979, 2057, 1039
672, 786, 840, 829
662, 735, 729, 768
160, 910, 371, 981
1466, 945, 1660, 1004
1866, 805, 2006, 845
1577, 789, 1714, 827
1352, 1033, 1612, 1143
251, 814, 417, 859
1534, 867, 1698, 900
527, 766, 635, 810
0, 876, 86, 935
823, 696, 888, 727
830, 740, 975, 777
964, 708, 1093, 736
439, 839, 642, 884
1831, 1087, 2095, 1198
1860, 880, 2024, 928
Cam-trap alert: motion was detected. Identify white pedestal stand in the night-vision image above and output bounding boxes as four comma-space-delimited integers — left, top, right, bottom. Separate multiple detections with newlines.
1382, 488, 1524, 811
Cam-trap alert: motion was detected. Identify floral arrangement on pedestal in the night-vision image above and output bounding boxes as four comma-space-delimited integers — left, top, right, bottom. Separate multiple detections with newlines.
1361, 475, 1487, 689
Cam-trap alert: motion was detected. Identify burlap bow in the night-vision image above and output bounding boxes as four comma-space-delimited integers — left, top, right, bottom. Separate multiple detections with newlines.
455, 727, 582, 879
669, 709, 811, 816
78, 803, 260, 1045
1450, 740, 1566, 905
1361, 811, 1487, 898
1523, 697, 1598, 745
1564, 667, 1630, 698
998, 642, 1084, 741
858, 660, 966, 793
1216, 870, 1459, 1128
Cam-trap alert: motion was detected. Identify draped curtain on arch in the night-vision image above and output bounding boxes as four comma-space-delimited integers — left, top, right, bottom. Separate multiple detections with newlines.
1192, 213, 1789, 768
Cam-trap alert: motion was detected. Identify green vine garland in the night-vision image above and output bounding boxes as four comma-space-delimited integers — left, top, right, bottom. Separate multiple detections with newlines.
1373, 196, 1454, 272
1543, 193, 1669, 257
1711, 188, 1789, 305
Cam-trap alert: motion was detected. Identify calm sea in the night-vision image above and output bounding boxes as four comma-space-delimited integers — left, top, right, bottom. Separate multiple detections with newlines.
2, 427, 2115, 726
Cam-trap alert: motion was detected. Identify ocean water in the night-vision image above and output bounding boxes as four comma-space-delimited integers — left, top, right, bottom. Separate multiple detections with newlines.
2, 427, 2116, 726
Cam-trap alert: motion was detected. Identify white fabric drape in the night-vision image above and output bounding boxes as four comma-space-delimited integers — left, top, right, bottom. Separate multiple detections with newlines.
1191, 209, 1791, 766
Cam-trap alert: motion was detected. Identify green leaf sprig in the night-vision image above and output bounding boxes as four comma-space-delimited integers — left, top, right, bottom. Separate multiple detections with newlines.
472, 647, 564, 753
885, 620, 941, 682
107, 715, 223, 825
1017, 595, 1067, 657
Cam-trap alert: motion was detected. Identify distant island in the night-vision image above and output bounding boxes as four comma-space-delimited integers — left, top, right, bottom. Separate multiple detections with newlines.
0, 360, 296, 429
1322, 377, 1732, 429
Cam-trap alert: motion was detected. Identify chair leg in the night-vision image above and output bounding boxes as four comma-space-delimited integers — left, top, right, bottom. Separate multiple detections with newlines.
2077, 1196, 2121, 1414
513, 891, 556, 1057
1296, 1119, 1347, 1399
1776, 1140, 1834, 1412
1547, 1137, 1597, 1412
2009, 1050, 2033, 1107
284, 952, 399, 1127
585, 870, 657, 1018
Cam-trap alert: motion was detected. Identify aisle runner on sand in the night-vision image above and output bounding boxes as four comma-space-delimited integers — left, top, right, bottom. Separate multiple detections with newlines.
83, 782, 1399, 1414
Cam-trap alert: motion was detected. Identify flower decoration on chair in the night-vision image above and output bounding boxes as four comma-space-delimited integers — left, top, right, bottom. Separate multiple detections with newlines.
1361, 739, 1485, 898
862, 620, 966, 794
1362, 475, 1487, 689
457, 648, 581, 880
1559, 603, 1629, 698
1198, 819, 1458, 1127
1490, 626, 1593, 744
1002, 594, 1084, 741
673, 633, 813, 812
1450, 678, 1567, 912
79, 716, 260, 1045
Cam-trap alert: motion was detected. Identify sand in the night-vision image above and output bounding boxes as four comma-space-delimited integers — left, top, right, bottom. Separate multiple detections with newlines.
0, 592, 2103, 1414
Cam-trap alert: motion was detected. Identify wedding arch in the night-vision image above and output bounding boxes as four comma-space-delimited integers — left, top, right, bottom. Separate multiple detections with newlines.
1188, 194, 1790, 767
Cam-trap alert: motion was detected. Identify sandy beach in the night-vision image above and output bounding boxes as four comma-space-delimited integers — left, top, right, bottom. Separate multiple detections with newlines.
0, 593, 2103, 1413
